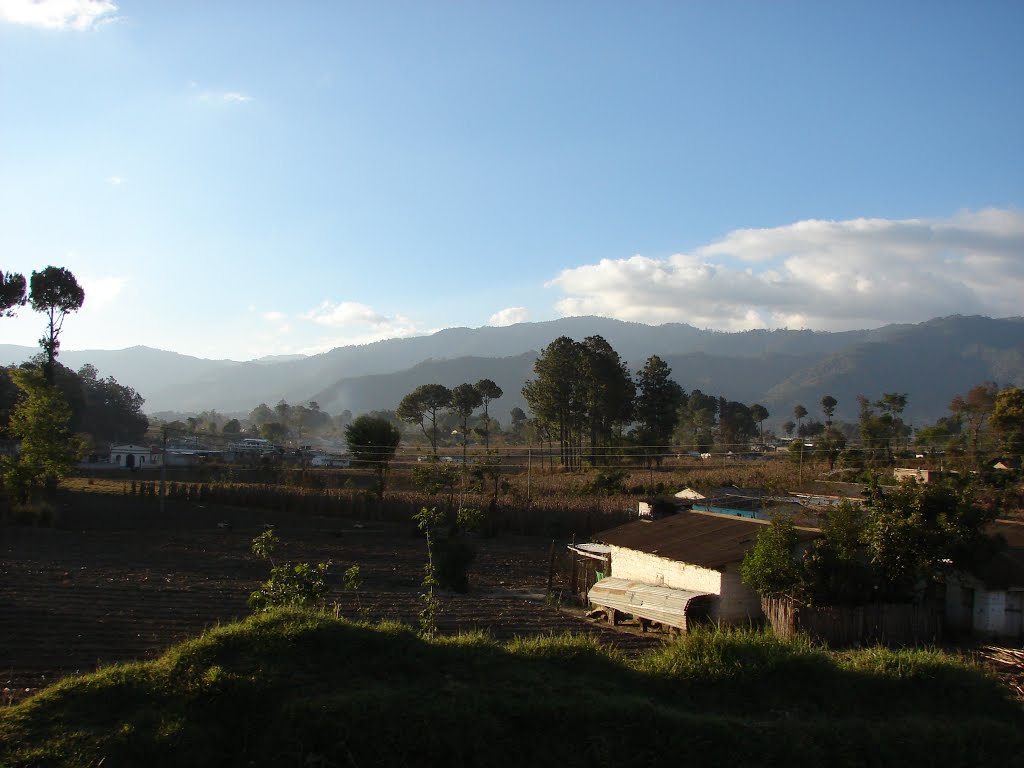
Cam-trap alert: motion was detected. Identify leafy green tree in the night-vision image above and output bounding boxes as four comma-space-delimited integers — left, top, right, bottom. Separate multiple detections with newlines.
634, 355, 684, 466
862, 481, 995, 600
1, 270, 27, 317
75, 364, 148, 444
750, 403, 769, 445
782, 420, 796, 438
222, 418, 242, 434
821, 395, 838, 426
740, 516, 802, 599
675, 388, 717, 453
509, 406, 527, 437
449, 383, 483, 462
248, 402, 275, 426
474, 379, 503, 449
717, 398, 756, 450
274, 399, 291, 425
397, 384, 452, 455
29, 266, 85, 383
522, 336, 588, 468
915, 415, 962, 454
858, 394, 909, 464
951, 383, 998, 458
3, 367, 83, 502
793, 404, 808, 435
802, 501, 872, 605
990, 387, 1024, 457
261, 422, 288, 444
580, 335, 634, 464
345, 415, 401, 501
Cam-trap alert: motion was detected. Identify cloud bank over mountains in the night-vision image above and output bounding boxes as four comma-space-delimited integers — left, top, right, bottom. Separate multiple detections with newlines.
548, 209, 1024, 331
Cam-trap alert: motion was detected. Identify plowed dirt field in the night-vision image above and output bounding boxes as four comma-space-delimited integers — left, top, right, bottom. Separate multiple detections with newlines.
1, 492, 661, 702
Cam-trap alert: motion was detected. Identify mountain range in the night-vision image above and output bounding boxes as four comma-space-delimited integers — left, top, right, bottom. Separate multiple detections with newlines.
2, 315, 1022, 429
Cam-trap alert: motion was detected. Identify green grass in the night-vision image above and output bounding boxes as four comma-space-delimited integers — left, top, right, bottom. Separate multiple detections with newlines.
2, 612, 1021, 767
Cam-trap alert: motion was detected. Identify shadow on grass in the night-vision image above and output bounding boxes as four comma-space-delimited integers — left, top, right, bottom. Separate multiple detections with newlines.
2, 610, 1022, 768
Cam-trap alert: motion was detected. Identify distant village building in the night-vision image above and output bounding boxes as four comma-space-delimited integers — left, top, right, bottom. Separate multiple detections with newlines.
893, 468, 942, 484
309, 453, 351, 468
109, 444, 158, 469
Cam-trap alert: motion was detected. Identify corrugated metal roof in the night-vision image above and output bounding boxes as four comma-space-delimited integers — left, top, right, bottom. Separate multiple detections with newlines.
588, 577, 713, 631
571, 543, 611, 555
596, 510, 818, 569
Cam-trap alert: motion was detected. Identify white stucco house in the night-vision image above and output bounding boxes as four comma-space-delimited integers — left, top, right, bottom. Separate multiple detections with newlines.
109, 444, 159, 469
585, 510, 818, 630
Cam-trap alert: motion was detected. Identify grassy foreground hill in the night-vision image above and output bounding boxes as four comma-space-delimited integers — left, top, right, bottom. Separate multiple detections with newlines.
2, 610, 1021, 767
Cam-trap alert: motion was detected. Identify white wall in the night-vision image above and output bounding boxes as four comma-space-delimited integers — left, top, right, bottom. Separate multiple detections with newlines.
607, 547, 764, 625
609, 545, 722, 594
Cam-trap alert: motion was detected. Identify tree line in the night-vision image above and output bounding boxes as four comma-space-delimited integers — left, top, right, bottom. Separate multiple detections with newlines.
519, 335, 779, 469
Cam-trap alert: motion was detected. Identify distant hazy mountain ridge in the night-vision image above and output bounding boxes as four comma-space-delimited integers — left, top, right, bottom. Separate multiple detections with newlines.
2, 315, 1022, 426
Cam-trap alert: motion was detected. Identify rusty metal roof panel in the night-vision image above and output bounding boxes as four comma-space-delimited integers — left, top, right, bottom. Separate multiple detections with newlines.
596, 510, 818, 569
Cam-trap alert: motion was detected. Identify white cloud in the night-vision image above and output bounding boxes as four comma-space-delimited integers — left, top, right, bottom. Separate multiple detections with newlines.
0, 0, 118, 30
300, 300, 432, 352
196, 89, 255, 105
106, 175, 124, 185
262, 311, 286, 322
488, 306, 530, 327
547, 209, 1024, 331
305, 301, 390, 328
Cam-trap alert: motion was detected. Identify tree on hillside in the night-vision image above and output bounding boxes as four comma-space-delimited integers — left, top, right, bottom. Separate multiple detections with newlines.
345, 415, 401, 502
261, 422, 288, 444
1, 270, 27, 317
397, 384, 452, 455
718, 398, 756, 450
821, 395, 838, 426
793, 404, 808, 435
449, 383, 483, 463
676, 389, 717, 453
509, 406, 527, 438
522, 337, 587, 468
29, 266, 85, 384
950, 383, 998, 458
990, 387, 1024, 457
580, 335, 634, 464
634, 355, 684, 466
750, 403, 769, 445
3, 367, 82, 503
76, 364, 148, 444
474, 379, 503, 449
248, 403, 275, 426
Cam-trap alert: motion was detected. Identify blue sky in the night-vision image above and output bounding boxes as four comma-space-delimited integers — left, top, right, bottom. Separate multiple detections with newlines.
1, 1, 1022, 360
